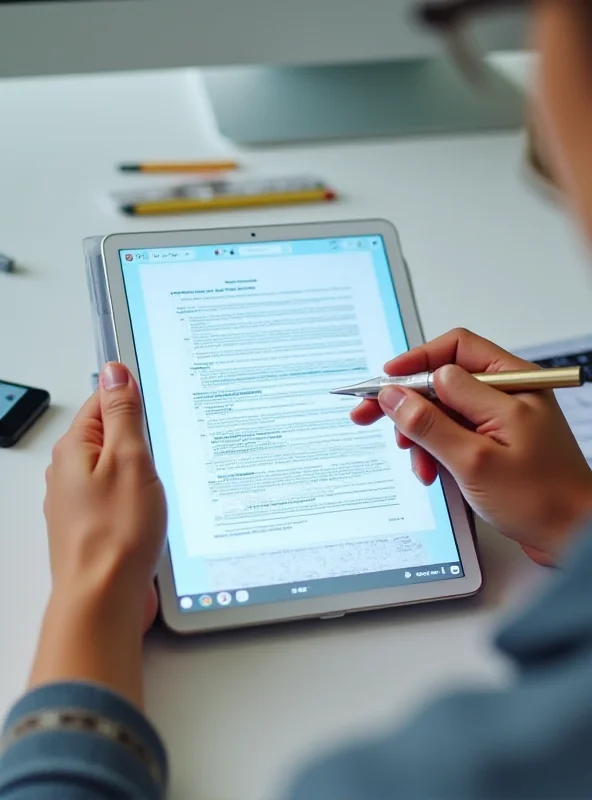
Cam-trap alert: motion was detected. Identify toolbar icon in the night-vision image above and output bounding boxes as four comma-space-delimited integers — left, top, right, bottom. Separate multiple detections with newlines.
217, 591, 232, 606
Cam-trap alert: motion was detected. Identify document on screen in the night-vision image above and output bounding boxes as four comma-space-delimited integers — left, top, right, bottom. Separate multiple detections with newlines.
138, 252, 435, 566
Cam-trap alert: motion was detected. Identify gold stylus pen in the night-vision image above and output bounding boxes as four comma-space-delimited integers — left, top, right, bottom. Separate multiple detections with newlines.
330, 366, 584, 399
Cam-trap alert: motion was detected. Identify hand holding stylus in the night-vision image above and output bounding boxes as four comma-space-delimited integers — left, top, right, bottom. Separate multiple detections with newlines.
350, 328, 592, 566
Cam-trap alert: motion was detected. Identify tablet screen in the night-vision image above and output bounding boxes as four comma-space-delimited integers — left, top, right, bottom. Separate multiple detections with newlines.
120, 235, 464, 614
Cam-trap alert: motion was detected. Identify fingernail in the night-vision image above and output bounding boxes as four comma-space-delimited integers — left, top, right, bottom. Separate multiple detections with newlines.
379, 387, 407, 413
101, 363, 129, 391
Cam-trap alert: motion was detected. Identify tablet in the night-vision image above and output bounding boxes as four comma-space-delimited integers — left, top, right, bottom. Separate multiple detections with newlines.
102, 220, 482, 634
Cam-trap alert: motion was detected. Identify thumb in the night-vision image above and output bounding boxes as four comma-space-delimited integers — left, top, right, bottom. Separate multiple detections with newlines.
99, 362, 146, 453
378, 385, 479, 476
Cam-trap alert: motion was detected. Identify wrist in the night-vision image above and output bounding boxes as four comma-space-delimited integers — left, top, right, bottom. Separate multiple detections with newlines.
51, 551, 149, 628
29, 581, 146, 708
49, 579, 146, 639
538, 483, 592, 563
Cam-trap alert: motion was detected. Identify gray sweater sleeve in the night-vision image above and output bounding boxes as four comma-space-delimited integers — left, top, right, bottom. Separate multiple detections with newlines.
290, 522, 592, 800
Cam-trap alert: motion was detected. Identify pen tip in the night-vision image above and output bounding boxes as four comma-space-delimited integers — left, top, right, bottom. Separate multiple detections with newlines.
119, 164, 140, 172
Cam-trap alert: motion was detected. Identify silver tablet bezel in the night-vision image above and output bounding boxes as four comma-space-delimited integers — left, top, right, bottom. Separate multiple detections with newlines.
102, 219, 482, 635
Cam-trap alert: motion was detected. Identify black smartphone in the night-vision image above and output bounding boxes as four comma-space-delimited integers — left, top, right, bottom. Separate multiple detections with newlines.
0, 380, 50, 448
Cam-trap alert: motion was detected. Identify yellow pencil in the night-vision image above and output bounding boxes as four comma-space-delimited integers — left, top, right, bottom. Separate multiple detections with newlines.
121, 188, 337, 216
119, 161, 239, 173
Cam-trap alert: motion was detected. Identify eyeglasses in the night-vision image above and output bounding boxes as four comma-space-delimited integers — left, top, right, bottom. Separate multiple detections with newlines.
418, 0, 530, 86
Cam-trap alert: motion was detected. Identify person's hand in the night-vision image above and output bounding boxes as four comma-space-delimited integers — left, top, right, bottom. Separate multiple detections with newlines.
44, 362, 166, 632
31, 363, 167, 706
351, 329, 592, 564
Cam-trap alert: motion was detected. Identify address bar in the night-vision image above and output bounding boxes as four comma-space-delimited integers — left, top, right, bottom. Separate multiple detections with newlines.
237, 244, 290, 256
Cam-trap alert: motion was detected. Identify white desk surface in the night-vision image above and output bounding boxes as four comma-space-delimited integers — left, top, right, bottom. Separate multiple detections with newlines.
2, 58, 592, 800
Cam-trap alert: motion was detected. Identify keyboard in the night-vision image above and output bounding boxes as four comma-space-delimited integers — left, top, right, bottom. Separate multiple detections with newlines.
517, 340, 592, 467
